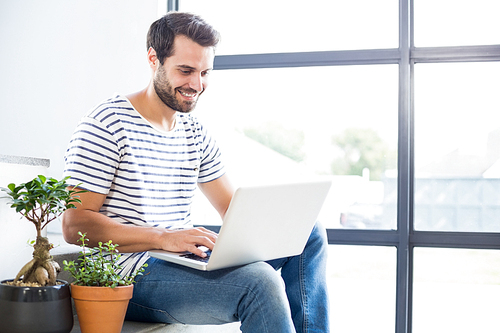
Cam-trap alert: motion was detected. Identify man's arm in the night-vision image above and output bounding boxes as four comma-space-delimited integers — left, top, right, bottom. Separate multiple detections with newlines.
198, 174, 235, 220
61, 189, 217, 257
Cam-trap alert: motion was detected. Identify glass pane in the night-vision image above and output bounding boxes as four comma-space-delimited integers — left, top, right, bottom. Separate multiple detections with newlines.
180, 0, 398, 54
414, 0, 500, 47
328, 245, 396, 333
413, 248, 500, 333
414, 62, 500, 232
190, 65, 398, 230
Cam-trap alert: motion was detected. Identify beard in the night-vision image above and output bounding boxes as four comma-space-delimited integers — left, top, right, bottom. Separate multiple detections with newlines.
153, 65, 201, 113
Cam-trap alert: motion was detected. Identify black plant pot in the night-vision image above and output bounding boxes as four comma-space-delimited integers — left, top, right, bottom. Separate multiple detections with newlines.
0, 279, 73, 333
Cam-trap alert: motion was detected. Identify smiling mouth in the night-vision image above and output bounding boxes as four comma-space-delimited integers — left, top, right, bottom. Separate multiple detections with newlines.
178, 90, 198, 98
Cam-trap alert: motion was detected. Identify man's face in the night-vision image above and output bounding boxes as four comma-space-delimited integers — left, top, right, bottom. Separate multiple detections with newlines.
153, 35, 215, 113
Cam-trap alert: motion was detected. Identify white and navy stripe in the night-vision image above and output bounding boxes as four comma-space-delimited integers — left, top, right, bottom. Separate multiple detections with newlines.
63, 95, 225, 275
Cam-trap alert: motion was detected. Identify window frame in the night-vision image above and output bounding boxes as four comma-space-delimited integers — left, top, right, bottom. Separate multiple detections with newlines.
172, 1, 500, 332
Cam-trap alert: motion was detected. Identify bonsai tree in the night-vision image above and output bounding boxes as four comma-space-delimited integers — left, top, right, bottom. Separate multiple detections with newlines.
63, 232, 147, 287
1, 175, 86, 286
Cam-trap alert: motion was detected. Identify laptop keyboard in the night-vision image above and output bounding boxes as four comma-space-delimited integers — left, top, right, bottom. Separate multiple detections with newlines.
180, 250, 212, 263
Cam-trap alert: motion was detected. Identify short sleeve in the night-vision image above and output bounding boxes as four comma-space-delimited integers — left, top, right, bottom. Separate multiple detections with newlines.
63, 117, 120, 194
197, 124, 226, 183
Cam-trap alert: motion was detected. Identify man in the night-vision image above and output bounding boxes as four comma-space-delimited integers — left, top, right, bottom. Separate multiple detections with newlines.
62, 12, 329, 333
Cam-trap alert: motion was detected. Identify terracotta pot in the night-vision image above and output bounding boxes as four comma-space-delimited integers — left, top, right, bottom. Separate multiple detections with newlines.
0, 279, 73, 333
70, 284, 133, 333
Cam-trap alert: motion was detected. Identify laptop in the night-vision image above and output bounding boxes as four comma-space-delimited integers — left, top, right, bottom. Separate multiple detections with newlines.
148, 180, 332, 271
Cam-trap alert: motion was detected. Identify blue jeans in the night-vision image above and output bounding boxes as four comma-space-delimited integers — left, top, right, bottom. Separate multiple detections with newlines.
125, 222, 330, 333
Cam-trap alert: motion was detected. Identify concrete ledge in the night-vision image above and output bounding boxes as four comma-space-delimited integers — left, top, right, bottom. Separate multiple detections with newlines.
52, 244, 242, 333
70, 315, 241, 333
0, 154, 50, 167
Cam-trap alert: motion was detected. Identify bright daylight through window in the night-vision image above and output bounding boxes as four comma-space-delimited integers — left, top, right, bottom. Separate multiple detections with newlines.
192, 65, 398, 231
181, 1, 500, 332
415, 62, 500, 232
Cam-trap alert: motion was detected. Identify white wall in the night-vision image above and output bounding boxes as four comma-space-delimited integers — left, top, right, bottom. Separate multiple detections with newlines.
0, 1, 161, 178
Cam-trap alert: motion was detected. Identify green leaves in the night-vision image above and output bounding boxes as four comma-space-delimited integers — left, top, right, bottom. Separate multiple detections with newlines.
63, 232, 147, 288
1, 175, 87, 231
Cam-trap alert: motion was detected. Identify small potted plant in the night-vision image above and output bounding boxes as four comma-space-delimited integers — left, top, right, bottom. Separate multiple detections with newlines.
63, 232, 147, 333
0, 175, 85, 333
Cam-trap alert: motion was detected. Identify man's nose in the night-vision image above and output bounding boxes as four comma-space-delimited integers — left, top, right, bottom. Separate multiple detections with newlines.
189, 73, 204, 92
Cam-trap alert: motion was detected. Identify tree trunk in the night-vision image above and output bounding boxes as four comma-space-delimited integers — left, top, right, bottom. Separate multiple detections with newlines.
14, 236, 60, 286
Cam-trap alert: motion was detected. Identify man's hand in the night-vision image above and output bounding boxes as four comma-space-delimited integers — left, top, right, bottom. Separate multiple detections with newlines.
161, 227, 218, 258
62, 184, 226, 256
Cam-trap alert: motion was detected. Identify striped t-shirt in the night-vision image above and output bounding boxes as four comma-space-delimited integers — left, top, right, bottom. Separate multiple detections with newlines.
63, 94, 225, 276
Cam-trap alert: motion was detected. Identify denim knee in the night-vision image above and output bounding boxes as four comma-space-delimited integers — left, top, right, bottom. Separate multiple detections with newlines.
236, 262, 295, 332
239, 262, 288, 302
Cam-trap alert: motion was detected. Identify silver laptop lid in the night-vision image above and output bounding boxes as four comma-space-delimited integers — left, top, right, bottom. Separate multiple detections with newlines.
206, 180, 332, 270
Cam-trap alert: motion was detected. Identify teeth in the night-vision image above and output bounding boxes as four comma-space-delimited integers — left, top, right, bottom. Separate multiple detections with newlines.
179, 90, 197, 97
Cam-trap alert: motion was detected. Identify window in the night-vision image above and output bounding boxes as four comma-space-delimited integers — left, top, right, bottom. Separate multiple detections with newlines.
175, 1, 500, 332
182, 0, 397, 54
413, 248, 500, 333
415, 62, 500, 232
192, 65, 399, 230
414, 0, 500, 47
328, 245, 396, 333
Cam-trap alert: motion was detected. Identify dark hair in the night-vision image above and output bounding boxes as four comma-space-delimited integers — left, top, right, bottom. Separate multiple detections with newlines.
147, 12, 220, 65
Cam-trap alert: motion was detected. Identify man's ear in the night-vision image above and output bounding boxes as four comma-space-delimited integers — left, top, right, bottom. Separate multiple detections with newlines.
147, 47, 158, 69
